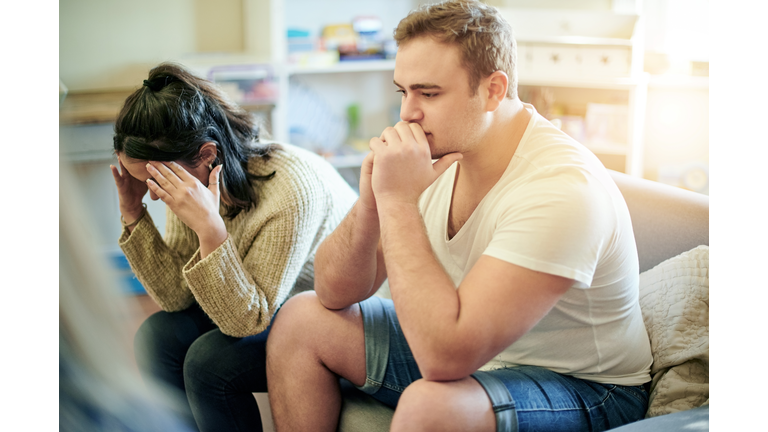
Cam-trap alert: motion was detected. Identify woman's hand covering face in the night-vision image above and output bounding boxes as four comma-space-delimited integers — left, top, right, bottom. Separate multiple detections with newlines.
145, 161, 225, 238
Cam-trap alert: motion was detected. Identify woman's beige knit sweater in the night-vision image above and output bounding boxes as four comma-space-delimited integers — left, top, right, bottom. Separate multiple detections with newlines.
119, 143, 358, 337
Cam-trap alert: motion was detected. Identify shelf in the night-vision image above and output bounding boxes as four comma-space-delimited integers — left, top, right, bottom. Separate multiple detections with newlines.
324, 153, 367, 169
59, 90, 135, 125
517, 36, 634, 47
287, 59, 396, 76
519, 74, 648, 91
648, 75, 709, 90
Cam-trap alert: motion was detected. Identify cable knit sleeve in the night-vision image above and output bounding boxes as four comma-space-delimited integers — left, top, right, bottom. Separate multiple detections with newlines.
118, 207, 199, 312
181, 173, 329, 337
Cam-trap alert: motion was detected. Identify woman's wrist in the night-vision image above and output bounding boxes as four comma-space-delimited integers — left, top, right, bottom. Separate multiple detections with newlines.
121, 203, 148, 228
198, 220, 228, 259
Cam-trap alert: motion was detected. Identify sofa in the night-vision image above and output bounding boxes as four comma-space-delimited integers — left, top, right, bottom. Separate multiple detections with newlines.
334, 169, 710, 431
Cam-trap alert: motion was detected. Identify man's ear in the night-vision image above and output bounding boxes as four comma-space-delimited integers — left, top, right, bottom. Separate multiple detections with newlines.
484, 71, 509, 112
198, 142, 218, 167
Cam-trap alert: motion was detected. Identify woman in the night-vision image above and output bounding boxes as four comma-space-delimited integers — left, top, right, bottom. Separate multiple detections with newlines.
110, 63, 357, 432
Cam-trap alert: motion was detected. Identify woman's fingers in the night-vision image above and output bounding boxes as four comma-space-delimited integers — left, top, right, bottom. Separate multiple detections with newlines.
146, 179, 171, 202
110, 164, 123, 186
118, 157, 131, 178
208, 165, 222, 196
166, 161, 196, 183
146, 162, 178, 191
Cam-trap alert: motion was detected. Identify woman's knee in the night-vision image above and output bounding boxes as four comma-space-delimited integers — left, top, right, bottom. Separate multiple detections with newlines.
134, 306, 213, 366
184, 328, 270, 395
135, 311, 179, 363
183, 330, 231, 392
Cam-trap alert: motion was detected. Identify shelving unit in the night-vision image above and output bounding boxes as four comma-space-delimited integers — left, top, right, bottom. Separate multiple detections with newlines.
498, 1, 648, 177
286, 59, 396, 75
61, 0, 652, 190
177, 1, 651, 177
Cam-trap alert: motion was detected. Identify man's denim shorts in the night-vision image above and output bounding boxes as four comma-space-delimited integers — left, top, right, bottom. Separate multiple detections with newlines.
356, 296, 649, 432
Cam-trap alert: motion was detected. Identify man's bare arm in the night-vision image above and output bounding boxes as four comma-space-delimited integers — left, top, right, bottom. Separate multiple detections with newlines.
314, 202, 387, 309
314, 152, 387, 309
378, 200, 573, 380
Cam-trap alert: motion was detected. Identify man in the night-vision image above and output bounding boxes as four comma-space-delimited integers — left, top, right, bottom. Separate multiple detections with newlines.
266, 1, 653, 431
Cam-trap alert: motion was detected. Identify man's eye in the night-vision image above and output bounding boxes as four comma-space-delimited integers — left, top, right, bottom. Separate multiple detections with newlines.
423, 93, 436, 98
396, 90, 406, 96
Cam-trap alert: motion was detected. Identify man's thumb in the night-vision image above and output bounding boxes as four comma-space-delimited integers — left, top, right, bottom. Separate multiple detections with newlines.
432, 152, 463, 176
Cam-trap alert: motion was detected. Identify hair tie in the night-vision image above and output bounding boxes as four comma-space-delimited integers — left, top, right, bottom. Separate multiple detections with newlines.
143, 76, 175, 92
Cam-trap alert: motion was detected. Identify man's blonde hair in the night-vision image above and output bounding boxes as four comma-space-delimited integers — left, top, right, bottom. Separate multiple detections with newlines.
394, 0, 517, 99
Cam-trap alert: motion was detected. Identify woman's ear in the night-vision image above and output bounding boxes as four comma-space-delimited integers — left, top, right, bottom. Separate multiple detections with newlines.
198, 142, 218, 168
484, 71, 509, 112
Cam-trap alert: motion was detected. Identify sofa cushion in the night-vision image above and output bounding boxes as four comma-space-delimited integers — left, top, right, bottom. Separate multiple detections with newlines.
638, 245, 709, 417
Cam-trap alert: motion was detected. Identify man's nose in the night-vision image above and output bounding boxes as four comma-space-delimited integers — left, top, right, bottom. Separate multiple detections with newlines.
400, 96, 423, 122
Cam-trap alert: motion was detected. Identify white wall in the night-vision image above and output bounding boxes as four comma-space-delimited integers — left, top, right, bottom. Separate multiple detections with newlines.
643, 85, 709, 182
60, 0, 197, 91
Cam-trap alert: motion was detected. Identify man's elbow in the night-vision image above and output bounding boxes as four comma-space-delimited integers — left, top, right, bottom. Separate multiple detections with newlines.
316, 291, 354, 311
314, 278, 357, 310
416, 349, 479, 382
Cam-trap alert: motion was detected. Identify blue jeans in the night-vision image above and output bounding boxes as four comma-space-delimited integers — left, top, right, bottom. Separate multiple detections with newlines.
134, 303, 271, 432
357, 297, 649, 432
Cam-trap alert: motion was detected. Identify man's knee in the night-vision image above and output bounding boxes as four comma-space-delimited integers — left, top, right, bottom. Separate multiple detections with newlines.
267, 291, 365, 369
267, 291, 329, 352
392, 380, 446, 429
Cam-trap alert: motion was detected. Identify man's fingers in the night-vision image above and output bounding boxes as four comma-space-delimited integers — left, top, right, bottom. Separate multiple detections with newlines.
369, 137, 387, 153
406, 122, 428, 146
432, 152, 463, 176
380, 127, 402, 148
393, 121, 424, 149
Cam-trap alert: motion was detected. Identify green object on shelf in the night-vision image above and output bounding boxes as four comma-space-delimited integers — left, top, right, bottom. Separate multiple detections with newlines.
347, 103, 361, 133
346, 103, 368, 152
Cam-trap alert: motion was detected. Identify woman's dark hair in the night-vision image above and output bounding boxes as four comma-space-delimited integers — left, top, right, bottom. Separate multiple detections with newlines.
114, 62, 277, 219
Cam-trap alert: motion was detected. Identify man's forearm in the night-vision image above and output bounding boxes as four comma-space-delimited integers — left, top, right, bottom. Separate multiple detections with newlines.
378, 201, 463, 377
314, 200, 384, 309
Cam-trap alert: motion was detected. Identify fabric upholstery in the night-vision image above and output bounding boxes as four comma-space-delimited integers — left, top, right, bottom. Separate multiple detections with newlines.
638, 245, 709, 417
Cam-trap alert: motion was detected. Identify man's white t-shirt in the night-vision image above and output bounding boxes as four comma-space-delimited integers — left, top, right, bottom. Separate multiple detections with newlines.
418, 105, 652, 386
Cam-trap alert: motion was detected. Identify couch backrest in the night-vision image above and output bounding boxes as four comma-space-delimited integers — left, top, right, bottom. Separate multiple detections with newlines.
609, 170, 709, 273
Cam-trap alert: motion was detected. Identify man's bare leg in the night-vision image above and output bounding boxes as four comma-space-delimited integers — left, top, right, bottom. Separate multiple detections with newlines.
266, 291, 367, 432
390, 377, 496, 432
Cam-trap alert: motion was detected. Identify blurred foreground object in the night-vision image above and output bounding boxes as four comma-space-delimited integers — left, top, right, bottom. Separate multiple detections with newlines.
59, 162, 194, 432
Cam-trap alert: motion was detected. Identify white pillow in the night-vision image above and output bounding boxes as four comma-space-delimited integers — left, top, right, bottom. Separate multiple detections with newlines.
639, 245, 709, 417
